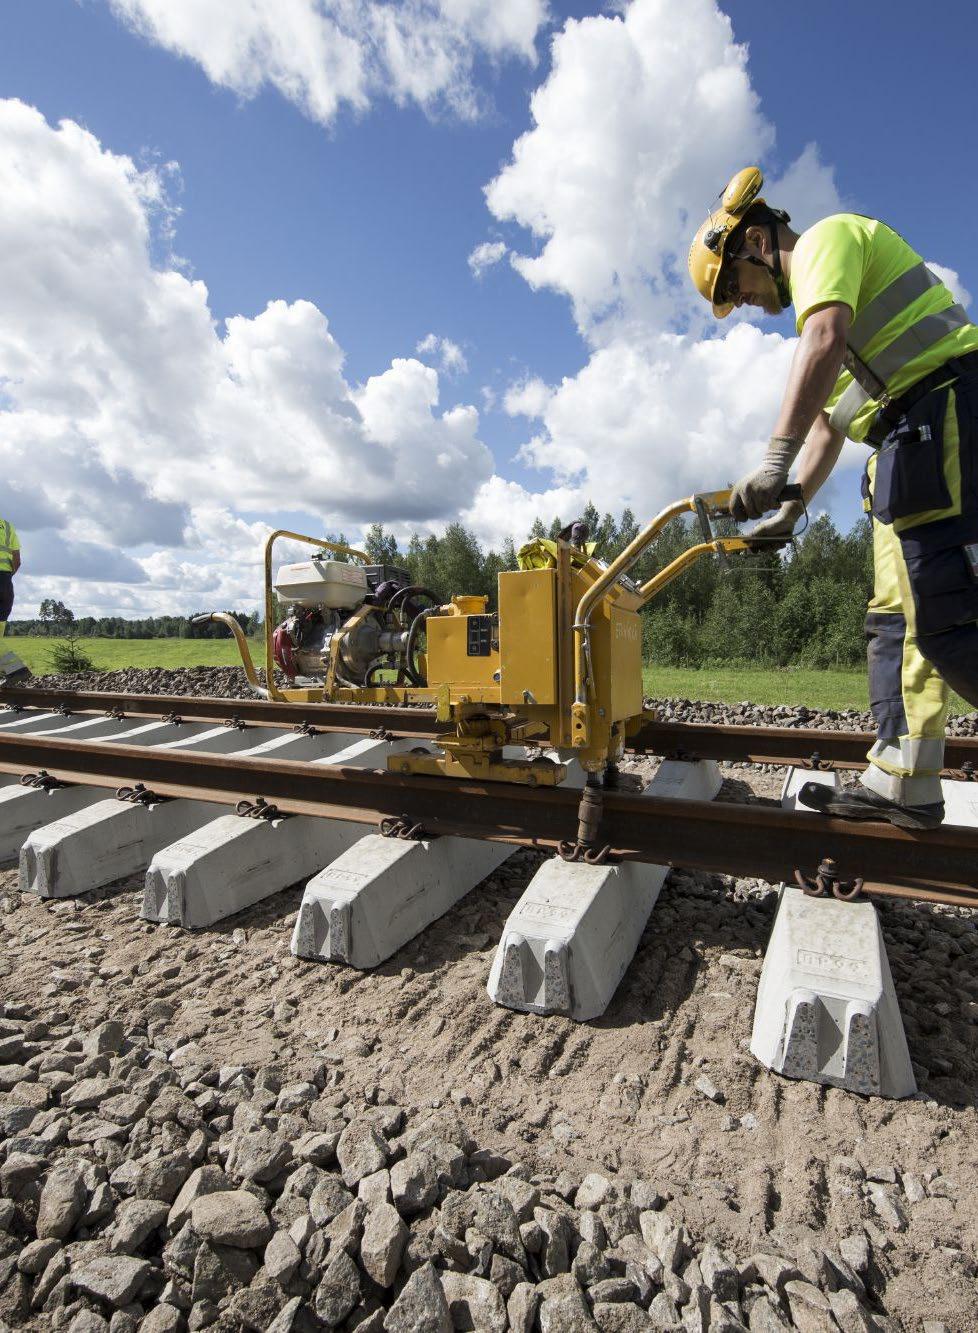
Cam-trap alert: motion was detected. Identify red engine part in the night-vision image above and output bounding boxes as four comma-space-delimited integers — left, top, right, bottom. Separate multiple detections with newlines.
272, 623, 297, 681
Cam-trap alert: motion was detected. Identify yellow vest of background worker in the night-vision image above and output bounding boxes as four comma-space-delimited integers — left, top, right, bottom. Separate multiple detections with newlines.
0, 518, 19, 576
0, 517, 21, 639
0, 517, 29, 682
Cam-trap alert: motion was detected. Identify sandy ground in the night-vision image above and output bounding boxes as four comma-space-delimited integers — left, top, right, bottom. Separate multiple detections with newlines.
2, 761, 976, 1330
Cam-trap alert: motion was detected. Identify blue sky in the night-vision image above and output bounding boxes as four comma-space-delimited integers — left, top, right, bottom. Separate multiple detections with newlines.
3, 0, 978, 616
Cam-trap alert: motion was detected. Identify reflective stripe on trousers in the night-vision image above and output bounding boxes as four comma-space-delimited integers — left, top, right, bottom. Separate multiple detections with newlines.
862, 451, 948, 806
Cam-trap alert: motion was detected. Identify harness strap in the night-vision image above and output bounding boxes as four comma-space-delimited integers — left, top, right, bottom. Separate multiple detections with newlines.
863, 350, 978, 447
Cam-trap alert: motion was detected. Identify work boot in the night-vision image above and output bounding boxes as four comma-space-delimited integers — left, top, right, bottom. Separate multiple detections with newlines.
0, 667, 31, 687
797, 781, 944, 831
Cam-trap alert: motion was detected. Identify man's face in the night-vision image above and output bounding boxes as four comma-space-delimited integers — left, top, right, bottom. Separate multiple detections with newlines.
718, 253, 783, 316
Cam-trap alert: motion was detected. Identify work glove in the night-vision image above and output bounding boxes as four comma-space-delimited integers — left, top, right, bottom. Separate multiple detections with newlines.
729, 435, 803, 521
746, 497, 804, 546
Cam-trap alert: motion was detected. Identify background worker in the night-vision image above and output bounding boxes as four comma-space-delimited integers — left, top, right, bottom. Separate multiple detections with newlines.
688, 169, 978, 830
0, 516, 30, 685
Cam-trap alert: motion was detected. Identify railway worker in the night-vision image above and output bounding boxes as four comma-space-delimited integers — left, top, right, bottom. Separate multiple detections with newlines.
688, 167, 978, 830
0, 516, 29, 686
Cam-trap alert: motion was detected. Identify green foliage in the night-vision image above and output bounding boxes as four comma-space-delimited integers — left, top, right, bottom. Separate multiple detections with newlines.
46, 638, 96, 673
363, 524, 399, 566
10, 610, 258, 640
641, 510, 874, 669
36, 598, 73, 635
41, 601, 96, 673
322, 532, 353, 562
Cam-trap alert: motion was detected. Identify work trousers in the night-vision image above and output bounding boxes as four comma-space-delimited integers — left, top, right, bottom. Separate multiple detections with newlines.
862, 376, 978, 805
0, 571, 28, 682
0, 571, 12, 637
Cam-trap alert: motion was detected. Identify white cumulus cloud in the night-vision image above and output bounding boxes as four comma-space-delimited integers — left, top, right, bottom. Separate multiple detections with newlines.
926, 262, 971, 309
503, 376, 551, 419
468, 240, 508, 277
473, 0, 851, 549
485, 0, 776, 336
416, 333, 468, 375
0, 99, 492, 614
107, 0, 550, 125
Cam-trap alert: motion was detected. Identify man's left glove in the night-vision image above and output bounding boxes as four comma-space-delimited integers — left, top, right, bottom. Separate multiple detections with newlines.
729, 435, 803, 521
746, 498, 804, 543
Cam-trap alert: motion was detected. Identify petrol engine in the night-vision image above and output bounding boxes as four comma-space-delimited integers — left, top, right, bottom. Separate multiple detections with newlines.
271, 556, 441, 688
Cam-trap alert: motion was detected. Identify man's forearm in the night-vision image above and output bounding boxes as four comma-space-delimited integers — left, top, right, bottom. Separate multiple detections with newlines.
772, 325, 846, 443
796, 414, 845, 502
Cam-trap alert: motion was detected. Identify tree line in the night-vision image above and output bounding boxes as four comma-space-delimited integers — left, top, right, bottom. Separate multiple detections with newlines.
8, 507, 875, 669
9, 602, 260, 640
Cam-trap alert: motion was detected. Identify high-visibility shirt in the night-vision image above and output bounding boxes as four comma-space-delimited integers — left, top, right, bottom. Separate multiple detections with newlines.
0, 519, 19, 574
789, 213, 978, 442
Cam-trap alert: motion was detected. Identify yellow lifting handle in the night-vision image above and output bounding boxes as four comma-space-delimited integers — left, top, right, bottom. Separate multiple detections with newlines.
572, 490, 722, 710
571, 484, 801, 715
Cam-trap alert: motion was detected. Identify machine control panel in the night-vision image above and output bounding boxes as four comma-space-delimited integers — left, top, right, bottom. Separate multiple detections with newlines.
466, 615, 493, 657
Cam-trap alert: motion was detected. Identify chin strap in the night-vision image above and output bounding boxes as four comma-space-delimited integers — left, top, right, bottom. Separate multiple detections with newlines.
739, 207, 792, 311
767, 217, 792, 310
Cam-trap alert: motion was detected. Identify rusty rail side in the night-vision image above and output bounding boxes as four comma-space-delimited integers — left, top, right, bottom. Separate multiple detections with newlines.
1, 731, 977, 907
0, 688, 443, 738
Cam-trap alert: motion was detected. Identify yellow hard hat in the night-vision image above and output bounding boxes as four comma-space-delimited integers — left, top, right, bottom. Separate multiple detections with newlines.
687, 166, 767, 319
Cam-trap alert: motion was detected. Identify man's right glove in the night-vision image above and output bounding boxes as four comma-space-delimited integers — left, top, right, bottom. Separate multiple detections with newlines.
729, 435, 803, 521
746, 497, 805, 544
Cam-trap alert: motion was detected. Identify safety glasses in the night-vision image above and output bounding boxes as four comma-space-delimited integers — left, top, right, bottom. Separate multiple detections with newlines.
715, 259, 742, 307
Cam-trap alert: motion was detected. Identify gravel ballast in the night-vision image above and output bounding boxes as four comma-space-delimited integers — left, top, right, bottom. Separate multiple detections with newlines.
0, 669, 975, 1330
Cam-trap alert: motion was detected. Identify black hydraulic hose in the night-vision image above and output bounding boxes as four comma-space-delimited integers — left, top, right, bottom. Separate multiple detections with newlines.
388, 585, 442, 619
404, 608, 434, 687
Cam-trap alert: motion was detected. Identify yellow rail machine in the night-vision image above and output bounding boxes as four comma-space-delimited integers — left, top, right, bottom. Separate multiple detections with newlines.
202, 486, 796, 799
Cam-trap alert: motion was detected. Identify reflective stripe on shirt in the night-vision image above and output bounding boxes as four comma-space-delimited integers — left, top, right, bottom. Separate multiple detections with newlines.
847, 261, 945, 352
830, 302, 970, 434
0, 521, 14, 574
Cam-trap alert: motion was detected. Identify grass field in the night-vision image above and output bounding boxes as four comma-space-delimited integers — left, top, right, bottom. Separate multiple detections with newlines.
8, 636, 257, 673
643, 665, 872, 711
7, 636, 974, 714
643, 665, 974, 715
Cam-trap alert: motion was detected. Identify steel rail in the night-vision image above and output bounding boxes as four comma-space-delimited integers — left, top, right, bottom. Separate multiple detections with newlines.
1, 730, 977, 908
0, 688, 443, 738
628, 718, 978, 774
7, 688, 978, 775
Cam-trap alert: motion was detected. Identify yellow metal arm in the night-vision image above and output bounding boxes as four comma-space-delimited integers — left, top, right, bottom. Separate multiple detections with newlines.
638, 536, 749, 600
572, 489, 732, 708
191, 613, 264, 694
